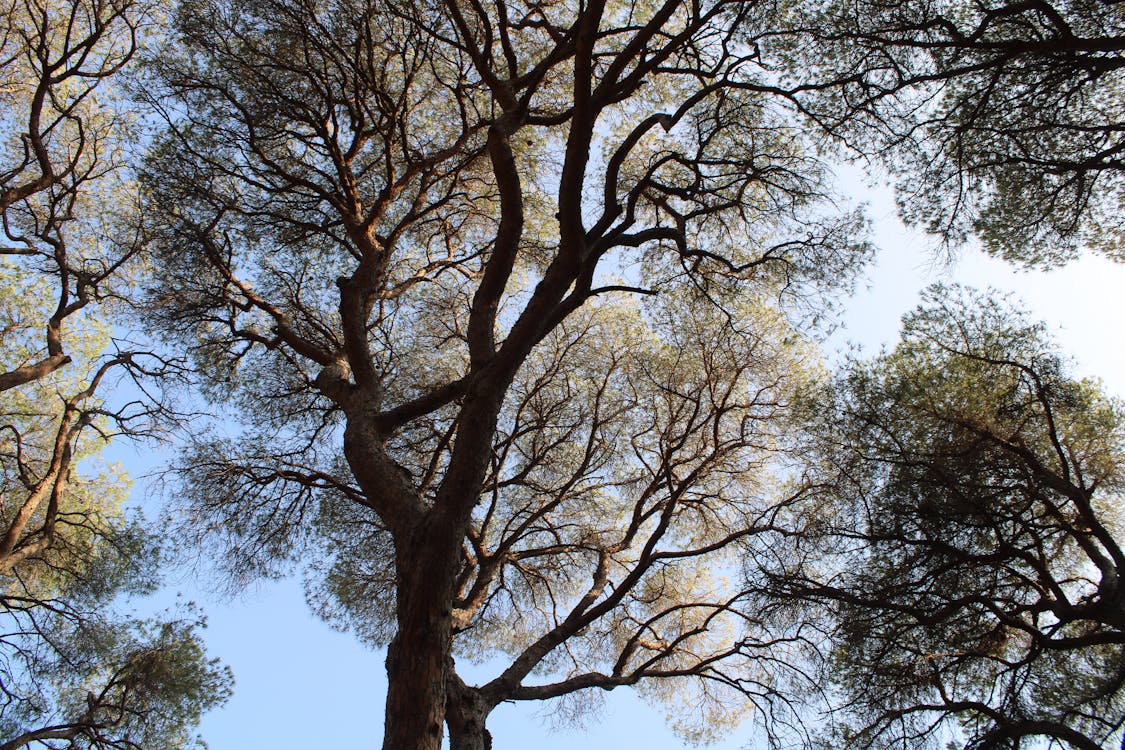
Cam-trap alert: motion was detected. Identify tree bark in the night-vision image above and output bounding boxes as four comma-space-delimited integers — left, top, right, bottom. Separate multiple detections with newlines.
446, 675, 493, 750
380, 524, 461, 750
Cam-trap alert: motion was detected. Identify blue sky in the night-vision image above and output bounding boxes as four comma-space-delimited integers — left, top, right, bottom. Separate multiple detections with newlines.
125, 174, 1125, 750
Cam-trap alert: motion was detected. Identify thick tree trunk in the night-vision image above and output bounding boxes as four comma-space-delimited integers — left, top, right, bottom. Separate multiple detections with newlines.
375, 366, 511, 750
381, 532, 460, 750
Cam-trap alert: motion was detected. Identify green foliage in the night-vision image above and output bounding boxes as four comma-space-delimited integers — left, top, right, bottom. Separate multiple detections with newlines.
791, 285, 1125, 749
779, 0, 1125, 264
0, 0, 232, 744
125, 0, 1125, 746
0, 256, 232, 750
0, 611, 231, 750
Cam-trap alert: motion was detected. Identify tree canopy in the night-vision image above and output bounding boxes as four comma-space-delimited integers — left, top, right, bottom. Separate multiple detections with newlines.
783, 0, 1125, 264
1, 0, 1122, 747
0, 0, 231, 745
137, 0, 869, 746
779, 287, 1125, 749
130, 0, 1125, 747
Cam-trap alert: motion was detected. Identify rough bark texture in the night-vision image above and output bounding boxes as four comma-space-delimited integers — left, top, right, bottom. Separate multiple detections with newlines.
381, 534, 460, 750
446, 676, 493, 750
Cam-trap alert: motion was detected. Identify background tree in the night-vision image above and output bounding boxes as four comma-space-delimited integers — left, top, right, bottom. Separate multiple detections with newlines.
0, 266, 231, 750
774, 286, 1125, 749
1, 0, 139, 575
138, 0, 868, 747
778, 0, 1125, 264
0, 0, 231, 745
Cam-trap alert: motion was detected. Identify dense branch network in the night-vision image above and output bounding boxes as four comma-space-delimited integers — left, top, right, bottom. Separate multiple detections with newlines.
0, 0, 231, 745
131, 0, 1125, 748
773, 287, 1125, 749
141, 0, 864, 748
780, 0, 1125, 262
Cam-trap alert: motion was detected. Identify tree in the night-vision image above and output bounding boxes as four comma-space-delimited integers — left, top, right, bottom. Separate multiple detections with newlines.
0, 265, 231, 750
137, 0, 868, 747
1, 0, 139, 576
0, 0, 231, 744
779, 0, 1125, 264
0, 606, 232, 750
777, 286, 1125, 749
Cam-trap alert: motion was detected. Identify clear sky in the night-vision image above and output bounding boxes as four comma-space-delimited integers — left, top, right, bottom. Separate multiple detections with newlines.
127, 172, 1125, 750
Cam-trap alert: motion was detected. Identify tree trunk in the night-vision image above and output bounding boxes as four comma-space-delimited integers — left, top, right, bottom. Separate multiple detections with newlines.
381, 532, 460, 750
446, 675, 493, 750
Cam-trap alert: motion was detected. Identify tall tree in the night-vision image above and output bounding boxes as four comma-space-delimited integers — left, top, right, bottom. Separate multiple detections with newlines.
776, 287, 1125, 749
138, 0, 867, 747
0, 0, 231, 745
